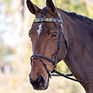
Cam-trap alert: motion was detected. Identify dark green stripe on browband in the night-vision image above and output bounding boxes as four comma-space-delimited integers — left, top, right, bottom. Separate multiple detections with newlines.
33, 18, 62, 23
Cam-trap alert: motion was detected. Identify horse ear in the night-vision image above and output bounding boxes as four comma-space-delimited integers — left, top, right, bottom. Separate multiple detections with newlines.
46, 0, 57, 15
26, 0, 41, 15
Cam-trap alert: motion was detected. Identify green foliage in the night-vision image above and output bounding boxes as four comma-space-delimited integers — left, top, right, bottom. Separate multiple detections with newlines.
5, 0, 10, 3
31, 0, 93, 19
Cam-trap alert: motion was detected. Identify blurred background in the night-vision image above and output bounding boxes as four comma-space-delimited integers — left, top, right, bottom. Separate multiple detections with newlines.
0, 0, 93, 93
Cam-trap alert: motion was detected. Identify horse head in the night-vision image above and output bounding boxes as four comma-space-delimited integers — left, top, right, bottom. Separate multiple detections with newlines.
27, 0, 68, 90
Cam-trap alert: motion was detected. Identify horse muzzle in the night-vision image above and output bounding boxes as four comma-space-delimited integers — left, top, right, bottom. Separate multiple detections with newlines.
29, 74, 49, 90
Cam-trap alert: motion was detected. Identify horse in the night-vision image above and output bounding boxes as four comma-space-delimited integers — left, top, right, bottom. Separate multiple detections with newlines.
26, 0, 93, 92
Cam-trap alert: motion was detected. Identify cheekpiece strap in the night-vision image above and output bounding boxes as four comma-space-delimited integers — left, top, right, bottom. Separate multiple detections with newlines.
33, 18, 62, 23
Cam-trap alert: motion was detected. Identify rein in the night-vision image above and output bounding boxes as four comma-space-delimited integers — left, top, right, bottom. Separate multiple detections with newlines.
30, 12, 90, 84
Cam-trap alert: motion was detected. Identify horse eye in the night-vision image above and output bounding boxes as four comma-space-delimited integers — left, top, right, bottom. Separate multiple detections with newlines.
51, 32, 58, 38
28, 34, 31, 37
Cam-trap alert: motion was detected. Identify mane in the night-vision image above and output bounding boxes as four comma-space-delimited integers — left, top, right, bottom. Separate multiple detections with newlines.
57, 8, 93, 25
40, 7, 93, 26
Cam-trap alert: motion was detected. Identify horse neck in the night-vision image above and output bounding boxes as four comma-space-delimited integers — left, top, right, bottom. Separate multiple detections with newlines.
61, 11, 93, 92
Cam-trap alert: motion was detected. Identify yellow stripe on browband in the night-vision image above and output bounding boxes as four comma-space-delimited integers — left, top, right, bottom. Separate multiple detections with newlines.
46, 18, 51, 22
35, 19, 39, 22
33, 18, 62, 23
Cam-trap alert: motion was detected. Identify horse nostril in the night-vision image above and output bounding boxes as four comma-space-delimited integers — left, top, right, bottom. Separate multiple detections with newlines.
29, 75, 45, 89
37, 75, 41, 82
37, 75, 45, 87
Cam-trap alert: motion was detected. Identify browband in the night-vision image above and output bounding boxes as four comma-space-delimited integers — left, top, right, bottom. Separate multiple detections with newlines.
33, 18, 62, 23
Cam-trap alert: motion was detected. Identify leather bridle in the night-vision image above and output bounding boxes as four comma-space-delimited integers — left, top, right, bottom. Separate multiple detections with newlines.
31, 12, 67, 76
30, 12, 91, 84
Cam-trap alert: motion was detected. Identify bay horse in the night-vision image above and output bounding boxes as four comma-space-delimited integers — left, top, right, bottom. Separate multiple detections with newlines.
26, 0, 93, 92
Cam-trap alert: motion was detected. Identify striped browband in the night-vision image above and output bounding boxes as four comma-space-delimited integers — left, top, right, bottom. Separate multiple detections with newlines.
33, 18, 62, 23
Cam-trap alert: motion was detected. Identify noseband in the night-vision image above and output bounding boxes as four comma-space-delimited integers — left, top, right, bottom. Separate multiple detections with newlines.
30, 12, 90, 84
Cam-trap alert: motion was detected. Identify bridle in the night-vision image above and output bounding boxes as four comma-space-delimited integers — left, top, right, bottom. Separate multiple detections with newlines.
31, 12, 67, 76
30, 11, 91, 84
